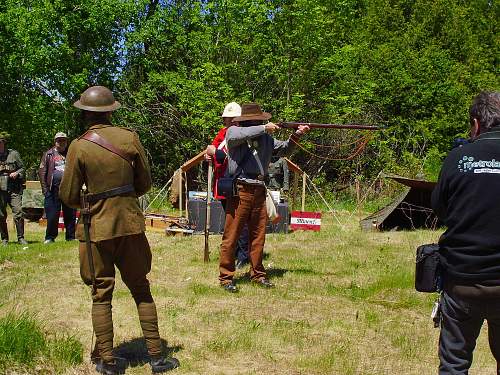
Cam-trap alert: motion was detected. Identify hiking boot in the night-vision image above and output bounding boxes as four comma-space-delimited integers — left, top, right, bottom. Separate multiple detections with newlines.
220, 282, 238, 293
18, 238, 28, 245
150, 356, 180, 373
95, 360, 125, 375
90, 346, 127, 369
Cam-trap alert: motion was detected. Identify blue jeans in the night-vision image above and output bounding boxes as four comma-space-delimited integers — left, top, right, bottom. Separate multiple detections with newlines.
236, 225, 249, 264
44, 187, 76, 241
439, 290, 500, 374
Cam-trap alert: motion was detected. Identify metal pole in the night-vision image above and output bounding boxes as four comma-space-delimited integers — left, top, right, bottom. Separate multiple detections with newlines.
184, 171, 188, 219
178, 168, 183, 217
292, 172, 299, 211
301, 172, 306, 211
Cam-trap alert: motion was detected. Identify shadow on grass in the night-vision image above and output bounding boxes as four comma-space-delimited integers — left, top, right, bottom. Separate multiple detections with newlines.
288, 267, 324, 276
234, 267, 288, 284
113, 338, 182, 368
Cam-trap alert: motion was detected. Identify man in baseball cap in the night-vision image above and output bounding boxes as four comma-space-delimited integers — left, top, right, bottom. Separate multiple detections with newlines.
38, 131, 76, 244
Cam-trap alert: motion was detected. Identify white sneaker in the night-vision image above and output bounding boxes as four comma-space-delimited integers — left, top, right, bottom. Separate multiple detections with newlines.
44, 239, 54, 244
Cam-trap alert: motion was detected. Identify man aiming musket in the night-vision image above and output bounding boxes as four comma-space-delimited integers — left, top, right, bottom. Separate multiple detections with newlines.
218, 103, 311, 292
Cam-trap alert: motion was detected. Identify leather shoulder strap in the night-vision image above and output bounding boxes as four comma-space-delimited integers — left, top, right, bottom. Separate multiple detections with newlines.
80, 131, 134, 166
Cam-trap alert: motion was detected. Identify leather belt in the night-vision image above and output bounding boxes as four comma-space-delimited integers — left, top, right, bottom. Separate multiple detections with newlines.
244, 173, 268, 182
86, 184, 135, 203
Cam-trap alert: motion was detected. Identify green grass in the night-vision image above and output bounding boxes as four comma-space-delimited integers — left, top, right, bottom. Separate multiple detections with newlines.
0, 312, 46, 367
0, 211, 497, 374
0, 311, 83, 373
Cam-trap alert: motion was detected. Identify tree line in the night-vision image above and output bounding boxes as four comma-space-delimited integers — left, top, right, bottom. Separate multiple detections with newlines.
1, 0, 498, 188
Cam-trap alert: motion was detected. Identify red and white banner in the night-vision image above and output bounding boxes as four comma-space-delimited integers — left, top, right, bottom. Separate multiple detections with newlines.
290, 211, 321, 231
58, 211, 80, 230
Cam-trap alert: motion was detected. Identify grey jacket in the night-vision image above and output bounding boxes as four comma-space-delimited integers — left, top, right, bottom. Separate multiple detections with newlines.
0, 149, 25, 193
225, 125, 297, 185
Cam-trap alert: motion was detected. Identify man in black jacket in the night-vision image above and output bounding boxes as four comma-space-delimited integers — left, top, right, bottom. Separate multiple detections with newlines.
432, 91, 500, 374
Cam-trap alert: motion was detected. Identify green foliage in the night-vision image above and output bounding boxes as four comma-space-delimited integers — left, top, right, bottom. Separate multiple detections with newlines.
0, 0, 499, 189
0, 311, 83, 372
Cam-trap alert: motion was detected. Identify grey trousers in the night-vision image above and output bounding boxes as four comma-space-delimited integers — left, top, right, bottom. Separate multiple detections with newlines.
0, 191, 24, 240
439, 290, 500, 374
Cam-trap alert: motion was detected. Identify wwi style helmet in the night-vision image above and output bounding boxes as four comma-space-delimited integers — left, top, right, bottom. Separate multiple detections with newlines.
73, 86, 121, 112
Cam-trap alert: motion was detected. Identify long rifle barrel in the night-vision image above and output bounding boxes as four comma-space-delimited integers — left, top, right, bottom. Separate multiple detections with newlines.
278, 122, 381, 131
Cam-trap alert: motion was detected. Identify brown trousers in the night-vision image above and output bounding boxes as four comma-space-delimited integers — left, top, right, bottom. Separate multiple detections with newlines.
219, 183, 267, 284
79, 232, 162, 362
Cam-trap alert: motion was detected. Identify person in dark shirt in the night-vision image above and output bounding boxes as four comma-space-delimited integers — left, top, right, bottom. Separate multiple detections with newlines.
431, 91, 500, 374
38, 132, 76, 243
0, 132, 27, 245
268, 156, 289, 192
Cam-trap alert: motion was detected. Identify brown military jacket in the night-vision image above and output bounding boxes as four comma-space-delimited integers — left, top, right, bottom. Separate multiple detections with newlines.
59, 123, 151, 242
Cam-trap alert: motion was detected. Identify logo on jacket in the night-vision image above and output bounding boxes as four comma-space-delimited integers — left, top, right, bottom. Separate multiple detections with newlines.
459, 156, 500, 174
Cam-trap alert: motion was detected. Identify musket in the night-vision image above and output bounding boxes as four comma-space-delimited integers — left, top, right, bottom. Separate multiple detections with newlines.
203, 162, 212, 263
278, 122, 381, 131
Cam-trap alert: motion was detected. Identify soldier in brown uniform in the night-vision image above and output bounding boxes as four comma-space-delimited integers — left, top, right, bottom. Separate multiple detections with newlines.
59, 86, 179, 374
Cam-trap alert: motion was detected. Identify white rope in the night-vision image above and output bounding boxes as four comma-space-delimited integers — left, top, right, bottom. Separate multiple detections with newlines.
144, 175, 173, 212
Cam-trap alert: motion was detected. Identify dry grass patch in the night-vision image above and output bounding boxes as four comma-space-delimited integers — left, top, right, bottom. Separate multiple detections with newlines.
0, 212, 497, 374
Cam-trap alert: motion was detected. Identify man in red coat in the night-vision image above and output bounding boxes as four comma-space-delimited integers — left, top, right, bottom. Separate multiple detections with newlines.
206, 102, 249, 268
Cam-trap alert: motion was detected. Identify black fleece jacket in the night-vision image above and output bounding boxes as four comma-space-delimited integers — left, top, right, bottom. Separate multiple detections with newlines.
432, 129, 500, 285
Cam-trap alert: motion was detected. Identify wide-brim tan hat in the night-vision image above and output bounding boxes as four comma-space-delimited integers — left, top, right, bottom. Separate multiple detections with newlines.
73, 86, 121, 112
232, 103, 271, 122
